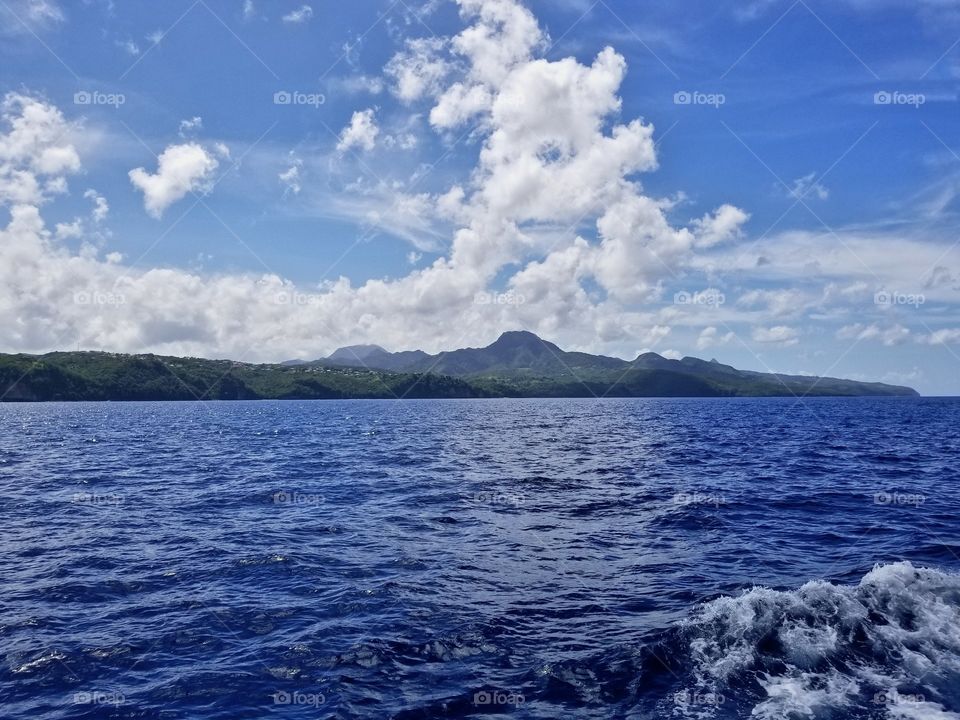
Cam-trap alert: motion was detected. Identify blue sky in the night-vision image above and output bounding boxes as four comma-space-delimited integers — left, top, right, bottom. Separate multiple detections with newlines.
1, 0, 960, 394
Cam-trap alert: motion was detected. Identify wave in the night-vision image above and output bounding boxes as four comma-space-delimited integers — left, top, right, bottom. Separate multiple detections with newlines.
667, 561, 960, 719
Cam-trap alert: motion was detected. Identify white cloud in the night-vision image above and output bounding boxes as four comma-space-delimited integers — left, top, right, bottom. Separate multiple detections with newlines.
697, 326, 734, 350
0, 3, 765, 363
84, 188, 108, 223
26, 0, 63, 24
279, 155, 302, 196
51, 186, 110, 243
701, 230, 960, 305
692, 204, 750, 248
282, 4, 313, 24
786, 172, 829, 201
428, 0, 546, 128
334, 75, 385, 95
128, 143, 220, 219
0, 93, 80, 206
326, 184, 444, 251
337, 109, 379, 152
429, 82, 491, 129
0, 0, 64, 31
918, 328, 960, 345
752, 325, 800, 346
453, 0, 545, 86
54, 219, 82, 240
178, 116, 203, 138
382, 132, 418, 151
737, 288, 806, 317
837, 322, 910, 346
117, 39, 140, 56
242, 0, 255, 20
385, 37, 450, 102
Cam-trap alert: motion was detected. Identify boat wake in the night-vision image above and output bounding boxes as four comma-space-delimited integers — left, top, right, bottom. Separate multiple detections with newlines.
663, 561, 960, 719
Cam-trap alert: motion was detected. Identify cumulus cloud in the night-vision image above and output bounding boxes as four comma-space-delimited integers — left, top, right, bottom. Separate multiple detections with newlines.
52, 187, 110, 241
341, 0, 747, 322
0, 93, 80, 206
84, 188, 108, 223
282, 4, 313, 24
449, 0, 543, 91
697, 326, 735, 350
386, 38, 450, 103
128, 143, 222, 218
700, 230, 960, 306
0, 2, 763, 362
752, 325, 800, 346
692, 204, 750, 248
54, 218, 82, 240
337, 109, 379, 152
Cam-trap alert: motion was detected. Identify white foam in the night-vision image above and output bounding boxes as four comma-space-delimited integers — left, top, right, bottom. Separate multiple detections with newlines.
751, 671, 859, 719
673, 561, 960, 718
886, 699, 960, 720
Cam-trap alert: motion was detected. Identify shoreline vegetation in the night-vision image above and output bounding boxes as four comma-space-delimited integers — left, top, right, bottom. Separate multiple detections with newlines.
0, 332, 918, 402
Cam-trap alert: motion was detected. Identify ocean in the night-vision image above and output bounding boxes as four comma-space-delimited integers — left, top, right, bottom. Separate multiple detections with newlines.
2, 397, 959, 719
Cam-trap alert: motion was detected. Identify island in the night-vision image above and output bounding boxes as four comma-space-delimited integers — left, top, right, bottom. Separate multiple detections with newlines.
0, 331, 918, 401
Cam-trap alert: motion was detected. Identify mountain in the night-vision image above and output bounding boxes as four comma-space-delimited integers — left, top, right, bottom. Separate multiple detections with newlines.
322, 330, 626, 376
315, 330, 917, 398
0, 332, 918, 402
325, 346, 431, 372
0, 352, 487, 402
326, 344, 388, 364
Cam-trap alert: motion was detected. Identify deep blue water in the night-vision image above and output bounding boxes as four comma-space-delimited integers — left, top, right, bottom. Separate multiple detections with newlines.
2, 397, 960, 719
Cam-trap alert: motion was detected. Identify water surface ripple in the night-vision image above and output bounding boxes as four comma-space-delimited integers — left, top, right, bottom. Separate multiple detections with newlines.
2, 398, 958, 718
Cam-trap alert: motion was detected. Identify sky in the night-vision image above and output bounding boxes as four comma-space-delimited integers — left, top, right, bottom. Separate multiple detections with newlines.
1, 0, 960, 394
